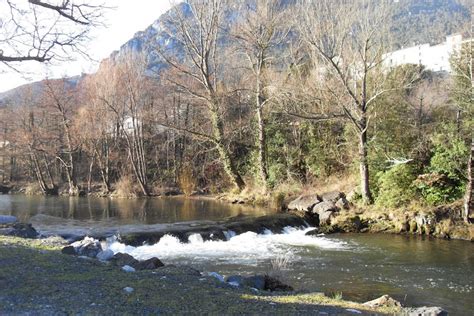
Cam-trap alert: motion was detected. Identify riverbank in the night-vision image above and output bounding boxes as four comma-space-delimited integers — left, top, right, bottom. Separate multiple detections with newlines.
0, 235, 402, 315
219, 189, 474, 242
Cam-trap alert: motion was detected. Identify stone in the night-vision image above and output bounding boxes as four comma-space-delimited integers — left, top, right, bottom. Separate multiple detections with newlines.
321, 191, 346, 203
71, 237, 102, 258
0, 223, 38, 239
208, 272, 225, 282
135, 257, 164, 270
61, 246, 76, 255
122, 265, 136, 272
363, 295, 402, 308
264, 275, 294, 292
311, 201, 338, 215
96, 249, 115, 261
123, 287, 134, 294
319, 210, 336, 225
336, 197, 350, 210
402, 306, 448, 316
243, 275, 266, 290
226, 275, 245, 287
0, 215, 17, 224
287, 194, 321, 212
304, 228, 320, 236
110, 253, 139, 267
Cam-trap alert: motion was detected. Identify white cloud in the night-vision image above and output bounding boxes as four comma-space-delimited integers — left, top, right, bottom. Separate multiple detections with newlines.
0, 0, 173, 93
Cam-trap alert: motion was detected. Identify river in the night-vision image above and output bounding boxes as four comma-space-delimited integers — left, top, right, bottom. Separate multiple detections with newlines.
0, 195, 473, 315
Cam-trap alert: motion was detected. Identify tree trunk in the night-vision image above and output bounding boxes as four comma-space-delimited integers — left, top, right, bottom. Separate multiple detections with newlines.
358, 117, 373, 204
210, 109, 245, 191
256, 105, 269, 188
465, 136, 473, 223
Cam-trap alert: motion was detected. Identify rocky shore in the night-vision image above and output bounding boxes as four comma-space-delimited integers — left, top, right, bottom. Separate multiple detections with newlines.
284, 191, 474, 242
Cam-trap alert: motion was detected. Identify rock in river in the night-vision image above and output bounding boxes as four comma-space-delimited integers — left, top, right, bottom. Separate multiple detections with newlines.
110, 253, 139, 267
96, 249, 115, 261
288, 194, 321, 212
70, 237, 102, 258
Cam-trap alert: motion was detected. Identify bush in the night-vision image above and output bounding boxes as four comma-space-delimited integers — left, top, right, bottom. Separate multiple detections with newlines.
178, 164, 196, 196
375, 163, 419, 208
414, 132, 468, 205
114, 175, 137, 198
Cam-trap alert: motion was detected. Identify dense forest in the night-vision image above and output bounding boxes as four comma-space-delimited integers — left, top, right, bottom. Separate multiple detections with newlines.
0, 0, 472, 220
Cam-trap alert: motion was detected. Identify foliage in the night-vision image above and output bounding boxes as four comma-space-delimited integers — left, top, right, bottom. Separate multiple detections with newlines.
376, 163, 419, 208
414, 130, 468, 205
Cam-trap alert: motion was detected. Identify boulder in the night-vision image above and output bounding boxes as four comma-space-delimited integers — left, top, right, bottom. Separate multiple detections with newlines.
311, 201, 338, 215
135, 257, 164, 270
264, 275, 294, 292
363, 295, 402, 308
321, 191, 345, 203
71, 237, 102, 258
226, 275, 245, 287
0, 223, 38, 239
336, 197, 350, 210
402, 306, 448, 316
208, 272, 225, 282
243, 275, 266, 290
288, 194, 321, 212
61, 246, 76, 255
319, 210, 336, 225
305, 228, 320, 236
0, 185, 11, 194
110, 253, 139, 267
0, 215, 17, 224
96, 249, 115, 261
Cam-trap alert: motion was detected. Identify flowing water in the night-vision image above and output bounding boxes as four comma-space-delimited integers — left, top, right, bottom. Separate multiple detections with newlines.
0, 195, 473, 314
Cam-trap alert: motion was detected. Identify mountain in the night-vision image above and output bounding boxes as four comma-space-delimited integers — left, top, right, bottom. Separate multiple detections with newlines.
0, 0, 471, 102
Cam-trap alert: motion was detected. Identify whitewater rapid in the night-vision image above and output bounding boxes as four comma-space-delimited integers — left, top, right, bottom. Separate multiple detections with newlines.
106, 227, 349, 265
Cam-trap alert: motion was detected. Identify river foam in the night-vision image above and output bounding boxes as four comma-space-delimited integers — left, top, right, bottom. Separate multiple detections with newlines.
107, 227, 348, 265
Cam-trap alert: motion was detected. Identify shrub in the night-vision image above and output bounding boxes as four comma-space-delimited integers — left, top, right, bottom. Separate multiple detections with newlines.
114, 175, 137, 198
375, 163, 419, 208
178, 164, 196, 196
414, 132, 468, 205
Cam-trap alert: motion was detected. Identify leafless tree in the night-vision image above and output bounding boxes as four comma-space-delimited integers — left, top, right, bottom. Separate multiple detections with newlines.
299, 0, 416, 203
43, 78, 80, 195
233, 0, 290, 189
157, 0, 245, 191
0, 0, 106, 67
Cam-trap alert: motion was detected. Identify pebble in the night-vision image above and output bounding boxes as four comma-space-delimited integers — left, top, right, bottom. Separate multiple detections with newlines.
123, 287, 134, 294
122, 265, 136, 272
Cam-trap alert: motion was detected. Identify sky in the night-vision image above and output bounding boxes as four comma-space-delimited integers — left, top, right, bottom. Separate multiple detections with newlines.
0, 0, 173, 93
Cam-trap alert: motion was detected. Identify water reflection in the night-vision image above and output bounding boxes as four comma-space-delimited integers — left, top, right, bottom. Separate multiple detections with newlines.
0, 195, 273, 225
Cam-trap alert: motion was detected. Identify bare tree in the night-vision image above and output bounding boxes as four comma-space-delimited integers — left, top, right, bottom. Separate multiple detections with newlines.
0, 0, 105, 66
98, 55, 152, 196
158, 0, 245, 191
299, 0, 412, 203
233, 0, 290, 189
43, 78, 80, 195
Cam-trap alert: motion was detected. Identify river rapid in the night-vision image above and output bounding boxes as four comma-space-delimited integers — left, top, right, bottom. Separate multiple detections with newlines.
0, 195, 473, 315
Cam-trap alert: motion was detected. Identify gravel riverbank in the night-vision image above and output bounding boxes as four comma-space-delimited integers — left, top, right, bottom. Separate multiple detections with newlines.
0, 236, 400, 315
